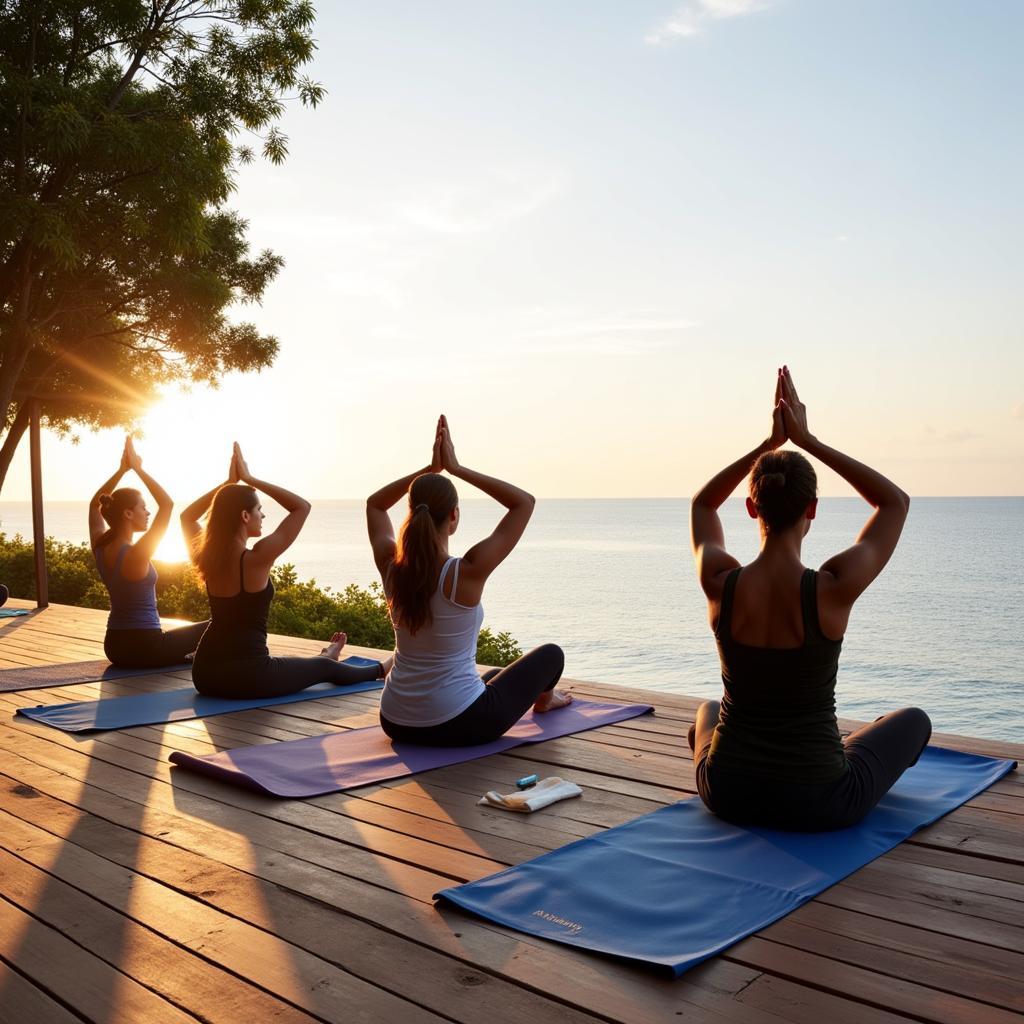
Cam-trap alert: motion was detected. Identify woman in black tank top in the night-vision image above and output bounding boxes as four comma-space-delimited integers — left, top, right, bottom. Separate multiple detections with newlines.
688, 368, 931, 831
182, 444, 385, 698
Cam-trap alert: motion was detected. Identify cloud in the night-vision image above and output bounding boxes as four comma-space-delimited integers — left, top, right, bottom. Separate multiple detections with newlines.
920, 427, 981, 445
258, 165, 565, 308
518, 309, 699, 355
396, 170, 565, 235
646, 0, 770, 44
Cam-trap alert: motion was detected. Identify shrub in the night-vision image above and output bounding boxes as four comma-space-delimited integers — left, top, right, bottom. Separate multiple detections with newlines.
0, 534, 521, 665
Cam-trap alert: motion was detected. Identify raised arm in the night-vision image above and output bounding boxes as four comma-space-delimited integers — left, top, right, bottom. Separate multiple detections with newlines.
441, 417, 535, 584
121, 440, 174, 571
88, 438, 130, 546
180, 450, 239, 550
365, 421, 443, 577
236, 444, 311, 569
690, 373, 787, 599
779, 367, 910, 606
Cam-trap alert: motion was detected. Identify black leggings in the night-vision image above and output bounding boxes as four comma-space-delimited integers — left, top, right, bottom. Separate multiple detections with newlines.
380, 643, 565, 747
104, 622, 210, 669
191, 653, 382, 699
691, 704, 933, 831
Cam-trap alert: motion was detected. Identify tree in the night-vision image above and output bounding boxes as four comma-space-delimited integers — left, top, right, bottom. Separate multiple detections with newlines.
0, 0, 325, 489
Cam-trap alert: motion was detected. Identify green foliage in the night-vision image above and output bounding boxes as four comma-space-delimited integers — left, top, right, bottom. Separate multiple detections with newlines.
0, 533, 523, 666
0, 1, 326, 485
476, 628, 523, 668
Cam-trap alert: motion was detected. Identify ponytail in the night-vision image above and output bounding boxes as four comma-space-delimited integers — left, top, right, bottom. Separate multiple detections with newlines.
389, 473, 458, 634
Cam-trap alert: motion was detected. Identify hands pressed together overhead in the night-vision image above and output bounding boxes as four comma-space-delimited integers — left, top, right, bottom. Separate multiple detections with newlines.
120, 436, 143, 473
229, 441, 252, 485
431, 414, 460, 474
771, 366, 813, 451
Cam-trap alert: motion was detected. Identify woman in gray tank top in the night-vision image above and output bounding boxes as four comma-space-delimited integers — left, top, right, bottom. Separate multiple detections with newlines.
89, 437, 209, 668
367, 415, 572, 746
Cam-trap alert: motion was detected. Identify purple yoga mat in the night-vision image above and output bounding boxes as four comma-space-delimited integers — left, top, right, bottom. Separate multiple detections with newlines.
169, 697, 654, 797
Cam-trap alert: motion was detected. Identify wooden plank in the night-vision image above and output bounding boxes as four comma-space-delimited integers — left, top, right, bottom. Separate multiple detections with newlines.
0, 959, 84, 1024
725, 936, 1022, 1024
0, 763, 775, 1024
0, 737, 1007, 1024
0, 892, 197, 1024
0, 812, 533, 1024
2, 602, 1022, 1024
0, 842, 321, 1024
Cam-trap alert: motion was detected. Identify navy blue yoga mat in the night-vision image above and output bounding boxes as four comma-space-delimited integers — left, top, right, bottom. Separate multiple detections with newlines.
436, 745, 1017, 975
14, 656, 382, 732
169, 698, 654, 796
0, 658, 192, 694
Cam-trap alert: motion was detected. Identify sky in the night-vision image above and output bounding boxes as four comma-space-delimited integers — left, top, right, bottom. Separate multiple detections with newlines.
4, 0, 1023, 502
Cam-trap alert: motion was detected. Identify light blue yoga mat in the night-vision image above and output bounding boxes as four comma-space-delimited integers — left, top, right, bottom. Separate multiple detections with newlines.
14, 656, 383, 733
436, 745, 1017, 975
0, 608, 30, 618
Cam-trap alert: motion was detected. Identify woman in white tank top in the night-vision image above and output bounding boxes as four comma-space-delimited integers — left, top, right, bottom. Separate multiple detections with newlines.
366, 415, 572, 746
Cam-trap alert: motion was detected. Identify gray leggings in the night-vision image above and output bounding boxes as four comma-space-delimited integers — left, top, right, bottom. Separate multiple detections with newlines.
380, 643, 565, 747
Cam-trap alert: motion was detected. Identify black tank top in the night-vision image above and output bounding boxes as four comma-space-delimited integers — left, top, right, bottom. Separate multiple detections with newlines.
196, 550, 274, 663
709, 567, 847, 784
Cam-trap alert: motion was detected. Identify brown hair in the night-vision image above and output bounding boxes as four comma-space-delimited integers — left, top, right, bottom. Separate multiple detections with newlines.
749, 450, 817, 533
389, 473, 459, 635
93, 488, 142, 548
189, 484, 259, 583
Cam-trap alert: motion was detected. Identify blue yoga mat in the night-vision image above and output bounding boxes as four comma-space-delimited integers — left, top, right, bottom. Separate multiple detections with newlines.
0, 658, 192, 694
436, 745, 1017, 975
0, 608, 30, 618
14, 656, 383, 732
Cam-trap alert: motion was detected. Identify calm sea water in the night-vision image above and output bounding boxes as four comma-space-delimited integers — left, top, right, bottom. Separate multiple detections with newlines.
3, 498, 1021, 742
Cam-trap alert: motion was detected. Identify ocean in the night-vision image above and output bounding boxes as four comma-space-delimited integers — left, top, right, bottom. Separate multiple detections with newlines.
2, 497, 1021, 742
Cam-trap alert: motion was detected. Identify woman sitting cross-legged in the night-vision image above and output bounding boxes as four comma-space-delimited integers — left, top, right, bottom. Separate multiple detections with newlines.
182, 444, 385, 698
688, 367, 931, 831
367, 415, 571, 746
90, 437, 209, 669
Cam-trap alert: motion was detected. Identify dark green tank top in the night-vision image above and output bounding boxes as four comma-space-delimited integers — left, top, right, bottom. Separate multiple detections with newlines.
709, 567, 847, 784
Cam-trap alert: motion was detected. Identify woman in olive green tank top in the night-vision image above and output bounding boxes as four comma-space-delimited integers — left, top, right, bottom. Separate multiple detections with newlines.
688, 367, 931, 831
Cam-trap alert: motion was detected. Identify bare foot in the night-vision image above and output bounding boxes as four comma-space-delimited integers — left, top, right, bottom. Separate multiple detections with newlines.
320, 631, 348, 660
377, 652, 395, 679
534, 688, 573, 713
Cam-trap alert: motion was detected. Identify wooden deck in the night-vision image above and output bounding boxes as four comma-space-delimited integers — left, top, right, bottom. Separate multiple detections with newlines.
0, 598, 1021, 1024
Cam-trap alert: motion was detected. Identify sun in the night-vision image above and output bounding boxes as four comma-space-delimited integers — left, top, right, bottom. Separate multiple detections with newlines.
136, 379, 284, 562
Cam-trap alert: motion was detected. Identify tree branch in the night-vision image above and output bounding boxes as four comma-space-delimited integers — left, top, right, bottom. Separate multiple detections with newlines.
0, 404, 32, 494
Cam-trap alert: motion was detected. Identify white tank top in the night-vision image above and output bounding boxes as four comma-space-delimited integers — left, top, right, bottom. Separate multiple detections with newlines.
380, 556, 486, 727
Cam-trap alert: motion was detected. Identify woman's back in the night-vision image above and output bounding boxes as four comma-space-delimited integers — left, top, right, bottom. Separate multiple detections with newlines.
94, 543, 160, 631
195, 550, 273, 665
381, 556, 485, 727
710, 565, 846, 783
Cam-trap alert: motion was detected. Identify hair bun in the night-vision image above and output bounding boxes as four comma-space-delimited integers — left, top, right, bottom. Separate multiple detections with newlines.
763, 471, 787, 488
98, 493, 113, 511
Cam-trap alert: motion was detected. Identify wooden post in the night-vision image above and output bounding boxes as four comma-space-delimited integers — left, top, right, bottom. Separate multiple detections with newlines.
29, 399, 48, 609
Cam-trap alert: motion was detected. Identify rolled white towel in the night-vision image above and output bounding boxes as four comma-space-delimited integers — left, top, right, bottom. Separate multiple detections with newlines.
478, 776, 583, 813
